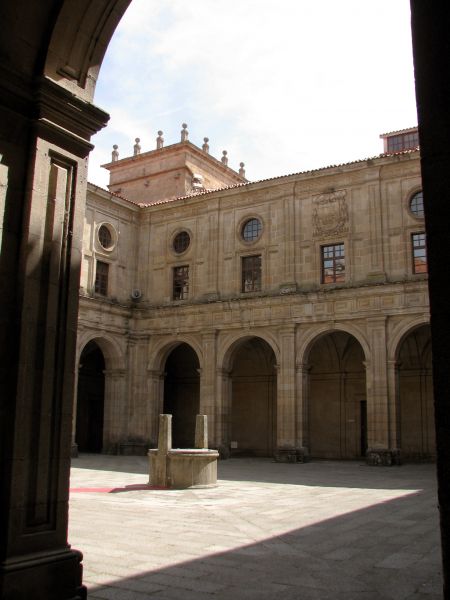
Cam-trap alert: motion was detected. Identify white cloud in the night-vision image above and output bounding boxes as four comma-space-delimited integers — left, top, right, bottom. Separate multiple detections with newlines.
89, 0, 416, 188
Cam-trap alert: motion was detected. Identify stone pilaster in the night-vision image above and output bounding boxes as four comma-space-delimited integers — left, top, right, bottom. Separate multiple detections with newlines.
365, 318, 399, 465
294, 362, 311, 462
274, 325, 298, 462
199, 331, 217, 446
0, 75, 109, 599
103, 368, 127, 453
215, 367, 232, 457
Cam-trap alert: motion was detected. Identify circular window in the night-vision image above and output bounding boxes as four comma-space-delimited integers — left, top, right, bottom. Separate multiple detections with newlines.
173, 230, 190, 254
98, 224, 113, 249
242, 218, 262, 242
410, 191, 424, 218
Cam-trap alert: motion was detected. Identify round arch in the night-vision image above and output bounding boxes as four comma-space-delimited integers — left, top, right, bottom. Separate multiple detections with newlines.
387, 315, 430, 363
305, 328, 368, 459
395, 322, 434, 460
297, 322, 370, 368
148, 335, 204, 374
76, 331, 126, 371
218, 329, 280, 373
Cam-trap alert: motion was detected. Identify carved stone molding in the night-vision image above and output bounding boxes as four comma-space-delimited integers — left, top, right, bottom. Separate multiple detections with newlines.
312, 190, 349, 238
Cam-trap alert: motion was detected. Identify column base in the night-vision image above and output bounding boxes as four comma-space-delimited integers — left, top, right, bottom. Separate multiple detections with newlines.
366, 448, 401, 466
0, 548, 86, 600
274, 447, 310, 463
119, 441, 149, 456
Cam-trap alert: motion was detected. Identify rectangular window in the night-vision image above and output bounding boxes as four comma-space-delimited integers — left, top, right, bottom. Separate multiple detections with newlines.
95, 260, 109, 295
173, 265, 189, 300
242, 255, 262, 292
321, 243, 345, 284
412, 232, 427, 274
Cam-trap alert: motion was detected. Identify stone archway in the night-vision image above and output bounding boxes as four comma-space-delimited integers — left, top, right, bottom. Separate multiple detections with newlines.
397, 324, 435, 460
75, 341, 105, 453
308, 331, 366, 459
229, 337, 277, 457
163, 343, 200, 448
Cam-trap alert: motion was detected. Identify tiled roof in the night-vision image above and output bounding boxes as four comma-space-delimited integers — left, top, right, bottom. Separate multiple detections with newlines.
379, 126, 418, 137
138, 147, 420, 207
87, 182, 141, 206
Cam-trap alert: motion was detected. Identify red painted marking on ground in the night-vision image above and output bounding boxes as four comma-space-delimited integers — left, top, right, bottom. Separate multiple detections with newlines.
70, 484, 168, 494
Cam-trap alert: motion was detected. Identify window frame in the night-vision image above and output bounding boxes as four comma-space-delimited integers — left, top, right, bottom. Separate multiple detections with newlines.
94, 260, 109, 296
173, 230, 191, 254
411, 232, 427, 274
409, 190, 424, 219
240, 217, 263, 244
241, 254, 262, 293
173, 265, 190, 300
321, 243, 346, 284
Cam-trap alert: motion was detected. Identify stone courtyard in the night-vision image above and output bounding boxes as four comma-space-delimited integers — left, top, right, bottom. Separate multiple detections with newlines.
69, 456, 442, 599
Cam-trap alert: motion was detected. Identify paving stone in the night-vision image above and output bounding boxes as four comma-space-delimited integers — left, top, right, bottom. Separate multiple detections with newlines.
69, 456, 443, 600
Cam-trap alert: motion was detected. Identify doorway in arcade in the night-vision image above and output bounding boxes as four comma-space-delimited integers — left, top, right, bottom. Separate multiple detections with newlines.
230, 337, 277, 457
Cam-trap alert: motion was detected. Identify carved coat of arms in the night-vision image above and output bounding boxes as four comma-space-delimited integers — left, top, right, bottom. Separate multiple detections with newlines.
312, 190, 349, 238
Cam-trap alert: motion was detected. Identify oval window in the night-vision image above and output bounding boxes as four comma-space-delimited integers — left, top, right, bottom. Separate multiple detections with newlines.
410, 191, 424, 218
173, 230, 190, 254
98, 224, 113, 249
242, 218, 262, 242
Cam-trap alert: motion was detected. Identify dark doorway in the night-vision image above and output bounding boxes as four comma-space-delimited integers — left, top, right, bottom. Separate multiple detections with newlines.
398, 325, 435, 460
163, 343, 200, 448
308, 331, 366, 459
76, 341, 105, 453
230, 337, 276, 457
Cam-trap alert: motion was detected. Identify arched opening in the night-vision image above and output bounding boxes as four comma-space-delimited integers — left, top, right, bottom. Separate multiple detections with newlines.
397, 324, 435, 460
308, 331, 366, 459
76, 340, 105, 453
163, 343, 200, 448
229, 337, 277, 457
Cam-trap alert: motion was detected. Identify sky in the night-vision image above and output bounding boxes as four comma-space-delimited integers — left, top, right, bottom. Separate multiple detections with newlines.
88, 0, 417, 188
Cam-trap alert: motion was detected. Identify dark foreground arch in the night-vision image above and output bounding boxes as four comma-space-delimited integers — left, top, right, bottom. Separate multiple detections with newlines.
0, 2, 450, 598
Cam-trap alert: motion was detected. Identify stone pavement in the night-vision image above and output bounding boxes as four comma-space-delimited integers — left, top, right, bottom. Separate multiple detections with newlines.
69, 455, 442, 599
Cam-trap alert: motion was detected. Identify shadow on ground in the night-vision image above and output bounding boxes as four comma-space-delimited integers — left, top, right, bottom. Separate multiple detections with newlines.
73, 454, 435, 491
85, 491, 441, 600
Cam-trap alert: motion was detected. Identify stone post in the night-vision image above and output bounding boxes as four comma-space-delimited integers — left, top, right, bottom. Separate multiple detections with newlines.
149, 414, 172, 487
195, 415, 208, 449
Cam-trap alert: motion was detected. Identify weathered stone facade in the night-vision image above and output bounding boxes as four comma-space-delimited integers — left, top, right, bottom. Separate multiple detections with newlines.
75, 133, 433, 464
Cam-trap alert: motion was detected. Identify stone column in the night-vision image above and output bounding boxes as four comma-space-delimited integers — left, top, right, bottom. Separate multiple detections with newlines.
387, 359, 401, 452
199, 331, 217, 445
103, 368, 127, 453
123, 334, 150, 454
0, 76, 109, 599
215, 367, 232, 457
148, 369, 165, 447
295, 362, 311, 461
274, 325, 298, 462
365, 317, 399, 465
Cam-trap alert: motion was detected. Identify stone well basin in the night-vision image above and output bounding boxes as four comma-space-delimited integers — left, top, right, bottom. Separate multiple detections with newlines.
149, 448, 219, 489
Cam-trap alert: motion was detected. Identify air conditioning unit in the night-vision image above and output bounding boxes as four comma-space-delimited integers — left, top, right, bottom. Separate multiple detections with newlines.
130, 289, 142, 300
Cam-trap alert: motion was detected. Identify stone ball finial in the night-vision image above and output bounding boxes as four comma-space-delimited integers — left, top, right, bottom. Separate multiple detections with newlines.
202, 137, 210, 153
112, 144, 119, 162
181, 123, 189, 142
133, 137, 141, 156
221, 150, 228, 166
156, 130, 164, 149
239, 162, 246, 178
